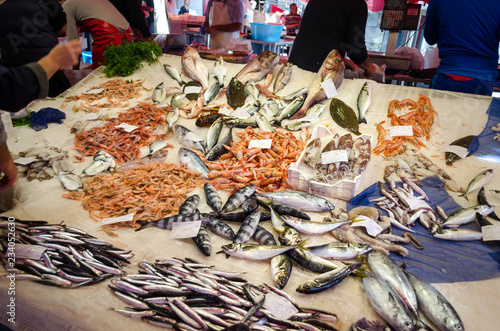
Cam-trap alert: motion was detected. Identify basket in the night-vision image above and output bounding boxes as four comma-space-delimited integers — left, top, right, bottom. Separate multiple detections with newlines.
251, 23, 284, 42
288, 126, 372, 201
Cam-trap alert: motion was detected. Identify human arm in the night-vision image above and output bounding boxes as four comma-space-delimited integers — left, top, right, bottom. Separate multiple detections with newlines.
0, 141, 17, 190
205, 22, 242, 34
423, 0, 439, 45
343, 0, 369, 68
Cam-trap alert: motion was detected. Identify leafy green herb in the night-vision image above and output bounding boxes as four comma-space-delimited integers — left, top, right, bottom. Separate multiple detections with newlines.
103, 41, 162, 77
12, 115, 31, 128
126, 79, 134, 83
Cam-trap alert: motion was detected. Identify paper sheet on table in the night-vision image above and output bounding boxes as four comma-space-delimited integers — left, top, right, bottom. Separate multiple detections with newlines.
347, 175, 500, 284
468, 98, 500, 162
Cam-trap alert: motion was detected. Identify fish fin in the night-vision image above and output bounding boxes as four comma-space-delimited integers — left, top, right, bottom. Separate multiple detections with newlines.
459, 193, 469, 201
358, 118, 367, 124
297, 239, 309, 249
135, 221, 149, 231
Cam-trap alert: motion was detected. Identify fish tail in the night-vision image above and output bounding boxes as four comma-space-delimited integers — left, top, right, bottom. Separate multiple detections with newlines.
358, 118, 367, 124
459, 193, 469, 201
135, 221, 149, 231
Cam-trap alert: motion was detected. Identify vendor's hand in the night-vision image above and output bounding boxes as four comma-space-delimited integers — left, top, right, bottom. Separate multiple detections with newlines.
0, 144, 18, 190
363, 62, 378, 78
205, 25, 214, 34
343, 58, 356, 71
38, 39, 82, 78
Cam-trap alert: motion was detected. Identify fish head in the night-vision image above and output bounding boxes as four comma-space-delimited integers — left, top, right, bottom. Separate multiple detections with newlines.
278, 226, 302, 245
445, 318, 464, 331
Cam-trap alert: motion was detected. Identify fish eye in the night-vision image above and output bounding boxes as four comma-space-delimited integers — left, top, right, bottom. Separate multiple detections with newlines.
404, 322, 412, 327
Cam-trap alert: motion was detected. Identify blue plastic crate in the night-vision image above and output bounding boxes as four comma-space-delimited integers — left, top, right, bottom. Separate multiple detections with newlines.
82, 51, 92, 64
251, 23, 284, 42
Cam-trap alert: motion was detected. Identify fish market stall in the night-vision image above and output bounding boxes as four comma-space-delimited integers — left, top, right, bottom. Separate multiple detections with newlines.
1, 50, 500, 331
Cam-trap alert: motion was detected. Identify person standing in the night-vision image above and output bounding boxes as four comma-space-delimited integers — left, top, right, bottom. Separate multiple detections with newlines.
284, 3, 300, 36
179, 0, 189, 14
203, 0, 244, 49
63, 0, 133, 69
0, 0, 72, 97
165, 0, 177, 16
424, 0, 500, 96
109, 0, 152, 40
0, 40, 81, 190
288, 0, 376, 76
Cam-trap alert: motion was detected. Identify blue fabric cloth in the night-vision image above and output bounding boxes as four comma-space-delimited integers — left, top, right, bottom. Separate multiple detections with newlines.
347, 175, 500, 283
424, 0, 500, 82
430, 72, 494, 96
29, 107, 66, 132
468, 98, 500, 162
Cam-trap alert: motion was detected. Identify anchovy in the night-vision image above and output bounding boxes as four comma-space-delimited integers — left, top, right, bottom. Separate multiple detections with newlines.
178, 147, 209, 179
174, 124, 206, 155
361, 273, 414, 331
443, 204, 494, 228
459, 168, 493, 200
234, 210, 261, 244
164, 64, 185, 86
179, 194, 200, 214
367, 251, 419, 318
221, 184, 258, 213
404, 270, 464, 331
306, 242, 372, 260
256, 191, 335, 212
204, 182, 223, 212
193, 225, 212, 256
205, 218, 235, 240
296, 263, 360, 294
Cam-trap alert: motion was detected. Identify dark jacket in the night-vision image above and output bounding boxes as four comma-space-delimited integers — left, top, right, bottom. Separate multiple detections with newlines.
109, 0, 152, 38
0, 0, 66, 67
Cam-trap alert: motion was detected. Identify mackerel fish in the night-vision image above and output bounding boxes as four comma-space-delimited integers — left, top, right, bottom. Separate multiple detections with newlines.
361, 273, 414, 331
459, 168, 493, 200
296, 263, 359, 294
257, 191, 335, 212
220, 243, 298, 260
204, 182, 222, 212
193, 224, 211, 256
203, 82, 221, 106
306, 242, 372, 260
404, 270, 464, 331
281, 216, 347, 234
274, 94, 306, 124
442, 204, 494, 228
234, 210, 261, 244
205, 127, 233, 161
178, 194, 200, 214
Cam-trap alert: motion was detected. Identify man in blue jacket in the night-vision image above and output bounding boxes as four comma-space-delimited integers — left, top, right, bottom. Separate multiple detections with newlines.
424, 0, 500, 95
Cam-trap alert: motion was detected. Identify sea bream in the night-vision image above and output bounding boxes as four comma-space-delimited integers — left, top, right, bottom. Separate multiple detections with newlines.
235, 50, 280, 85
181, 46, 209, 92
174, 124, 206, 155
291, 49, 345, 119
178, 147, 209, 179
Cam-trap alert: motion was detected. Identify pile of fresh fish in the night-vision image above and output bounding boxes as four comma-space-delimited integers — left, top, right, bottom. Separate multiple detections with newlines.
108, 257, 339, 330
0, 217, 134, 288
361, 251, 464, 331
297, 133, 371, 184
14, 147, 71, 182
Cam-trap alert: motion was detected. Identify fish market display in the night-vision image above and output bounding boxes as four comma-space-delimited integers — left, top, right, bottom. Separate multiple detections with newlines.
0, 218, 133, 287
292, 49, 345, 119
63, 163, 205, 230
13, 146, 71, 182
235, 50, 279, 85
73, 103, 172, 163
62, 78, 150, 112
181, 46, 209, 92
109, 258, 339, 329
206, 127, 305, 192
374, 95, 438, 157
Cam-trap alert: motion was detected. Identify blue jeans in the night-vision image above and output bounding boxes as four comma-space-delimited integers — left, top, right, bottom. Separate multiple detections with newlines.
430, 72, 494, 96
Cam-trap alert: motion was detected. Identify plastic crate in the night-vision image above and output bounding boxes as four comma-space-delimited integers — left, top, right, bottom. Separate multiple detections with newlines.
251, 23, 284, 42
82, 51, 92, 64
288, 126, 372, 201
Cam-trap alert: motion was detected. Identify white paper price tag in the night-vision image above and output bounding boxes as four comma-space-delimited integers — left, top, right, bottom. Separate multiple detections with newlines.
444, 145, 469, 159
85, 88, 104, 95
321, 150, 348, 165
407, 198, 431, 210
212, 65, 227, 77
184, 132, 204, 142
15, 244, 47, 260
115, 123, 138, 132
390, 126, 413, 137
218, 107, 233, 116
14, 157, 38, 165
351, 215, 383, 236
320, 79, 338, 99
232, 107, 251, 119
82, 113, 100, 121
298, 112, 321, 123
248, 139, 272, 149
263, 292, 299, 320
184, 86, 202, 94
170, 221, 202, 239
102, 213, 135, 225
482, 225, 500, 241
